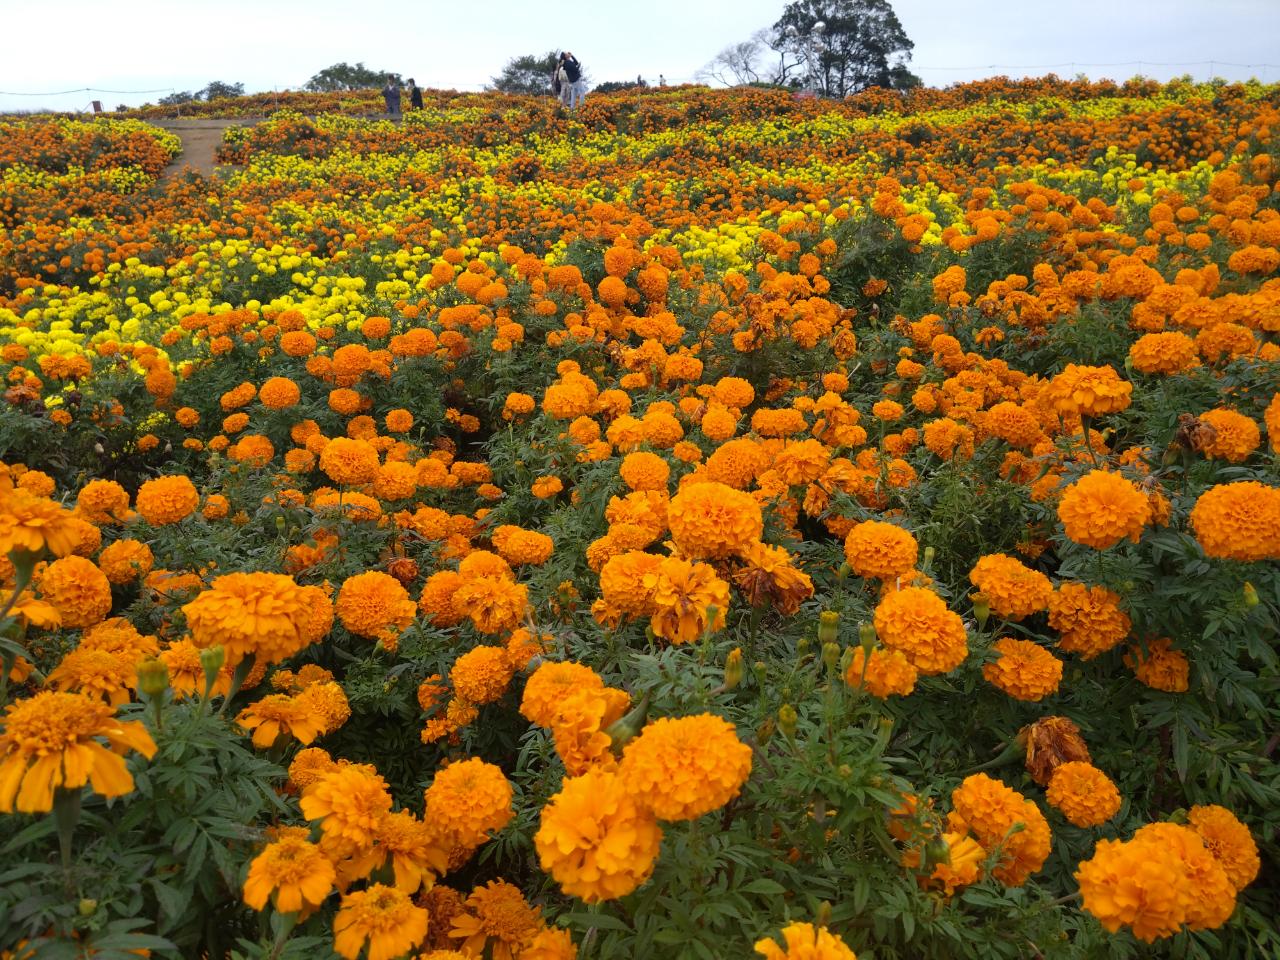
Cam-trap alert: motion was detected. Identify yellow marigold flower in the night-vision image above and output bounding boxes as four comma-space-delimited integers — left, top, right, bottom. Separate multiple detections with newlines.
644, 556, 730, 644
374, 809, 448, 894
535, 766, 663, 903
982, 637, 1062, 702
755, 922, 858, 959
423, 757, 514, 851
75, 478, 130, 525
237, 694, 325, 749
1048, 363, 1132, 417
333, 883, 429, 960
1123, 638, 1189, 692
667, 480, 762, 559
1045, 761, 1121, 827
450, 880, 543, 960
336, 571, 415, 644
294, 680, 351, 735
844, 646, 917, 698
1189, 481, 1280, 562
450, 646, 515, 705
453, 576, 528, 635
531, 475, 563, 499
38, 555, 112, 628
319, 437, 381, 486
0, 690, 156, 813
843, 520, 918, 581
873, 586, 968, 675
950, 773, 1050, 886
243, 831, 336, 913
0, 484, 81, 557
1057, 470, 1150, 550
45, 647, 136, 705
520, 662, 607, 728
287, 746, 339, 793
135, 475, 199, 525
97, 538, 154, 584
1047, 582, 1131, 659
158, 638, 210, 699
620, 714, 752, 821
1186, 804, 1260, 893
301, 765, 392, 848
968, 554, 1052, 620
183, 571, 319, 667
523, 927, 578, 960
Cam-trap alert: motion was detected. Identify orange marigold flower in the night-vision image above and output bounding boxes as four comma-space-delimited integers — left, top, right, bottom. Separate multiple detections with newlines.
418, 570, 466, 627
732, 540, 813, 616
301, 765, 392, 848
45, 647, 136, 705
37, 555, 112, 628
450, 646, 515, 705
618, 451, 670, 492
1186, 804, 1260, 893
667, 481, 762, 559
1197, 409, 1261, 462
320, 437, 380, 486
1048, 582, 1130, 659
982, 637, 1062, 701
0, 690, 156, 813
453, 576, 528, 635
333, 883, 429, 960
535, 766, 663, 903
620, 714, 752, 821
1045, 761, 1121, 827
1048, 363, 1132, 417
491, 525, 554, 566
423, 757, 514, 851
75, 478, 130, 524
1057, 470, 1150, 550
182, 571, 320, 667
644, 556, 730, 644
844, 520, 917, 581
243, 831, 336, 913
844, 646, 917, 698
135, 475, 199, 526
873, 586, 967, 675
950, 773, 1050, 886
1123, 637, 1189, 692
969, 554, 1052, 620
450, 880, 543, 960
336, 571, 416, 645
754, 922, 858, 959
259, 376, 301, 410
1129, 331, 1199, 375
520, 662, 607, 728
1189, 481, 1280, 562
97, 538, 154, 584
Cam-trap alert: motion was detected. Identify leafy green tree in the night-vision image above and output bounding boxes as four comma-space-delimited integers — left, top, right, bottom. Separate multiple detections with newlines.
771, 0, 915, 97
489, 51, 560, 96
305, 62, 401, 92
157, 90, 195, 106
199, 81, 245, 101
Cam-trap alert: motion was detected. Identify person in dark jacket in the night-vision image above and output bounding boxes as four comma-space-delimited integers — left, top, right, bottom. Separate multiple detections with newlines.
558, 52, 585, 110
407, 78, 423, 111
382, 79, 401, 117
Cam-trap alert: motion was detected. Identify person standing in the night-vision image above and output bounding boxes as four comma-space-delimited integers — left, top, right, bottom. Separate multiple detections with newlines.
561, 52, 585, 110
407, 78, 423, 111
382, 78, 401, 117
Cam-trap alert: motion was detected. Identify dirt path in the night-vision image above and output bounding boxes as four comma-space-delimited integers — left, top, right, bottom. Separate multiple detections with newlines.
154, 119, 249, 178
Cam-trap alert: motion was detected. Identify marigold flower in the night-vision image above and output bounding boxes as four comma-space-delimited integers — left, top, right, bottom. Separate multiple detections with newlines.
620, 714, 752, 821
97, 538, 154, 584
424, 757, 514, 851
320, 437, 381, 486
1129, 331, 1199, 375
454, 576, 528, 635
1048, 363, 1132, 417
843, 520, 917, 581
644, 556, 731, 644
950, 773, 1050, 886
336, 571, 416, 644
302, 765, 393, 848
491, 525, 554, 566
75, 478, 130, 524
968, 554, 1052, 620
450, 880, 543, 960
1123, 638, 1189, 692
135, 475, 199, 525
1189, 481, 1280, 562
982, 637, 1062, 702
1057, 470, 1150, 550
733, 540, 813, 615
450, 646, 515, 705
754, 922, 858, 959
1019, 716, 1092, 786
666, 481, 762, 559
37, 555, 112, 628
1186, 804, 1260, 892
183, 571, 320, 667
259, 375, 301, 409
375, 809, 447, 894
333, 883, 429, 960
872, 586, 968, 675
618, 451, 670, 492
0, 690, 156, 813
0, 485, 82, 558
1045, 761, 1121, 827
45, 647, 137, 705
243, 832, 336, 913
535, 766, 663, 903
844, 646, 917, 698
520, 661, 607, 728
1048, 582, 1131, 659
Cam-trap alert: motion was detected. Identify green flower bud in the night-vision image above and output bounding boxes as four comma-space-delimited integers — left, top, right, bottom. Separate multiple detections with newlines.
971, 592, 990, 629
817, 610, 839, 645
822, 641, 840, 674
199, 644, 226, 694
778, 704, 798, 739
1243, 582, 1259, 607
724, 648, 744, 691
136, 657, 169, 699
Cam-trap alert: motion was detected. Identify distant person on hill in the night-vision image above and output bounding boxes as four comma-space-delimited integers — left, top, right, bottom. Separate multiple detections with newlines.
382, 79, 401, 117
407, 78, 423, 111
558, 52, 586, 110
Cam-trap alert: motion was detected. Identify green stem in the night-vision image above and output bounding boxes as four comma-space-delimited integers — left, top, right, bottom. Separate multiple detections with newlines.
54, 787, 82, 878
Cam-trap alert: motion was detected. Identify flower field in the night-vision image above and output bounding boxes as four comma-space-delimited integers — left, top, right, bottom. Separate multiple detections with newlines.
0, 77, 1277, 959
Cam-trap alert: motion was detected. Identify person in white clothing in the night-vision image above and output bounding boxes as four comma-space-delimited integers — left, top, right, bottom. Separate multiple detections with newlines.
558, 52, 585, 110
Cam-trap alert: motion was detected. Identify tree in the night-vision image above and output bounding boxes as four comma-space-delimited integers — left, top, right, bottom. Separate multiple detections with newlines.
305, 62, 401, 92
489, 51, 560, 96
200, 81, 245, 101
697, 39, 765, 86
158, 90, 195, 106
771, 0, 914, 98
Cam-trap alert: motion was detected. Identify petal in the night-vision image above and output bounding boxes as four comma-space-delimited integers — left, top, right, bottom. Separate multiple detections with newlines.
86, 743, 134, 798
16, 754, 62, 813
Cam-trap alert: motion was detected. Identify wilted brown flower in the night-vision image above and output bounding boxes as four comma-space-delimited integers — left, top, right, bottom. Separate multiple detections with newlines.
1018, 716, 1091, 786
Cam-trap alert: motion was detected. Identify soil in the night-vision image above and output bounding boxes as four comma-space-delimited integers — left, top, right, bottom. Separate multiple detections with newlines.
153, 119, 248, 178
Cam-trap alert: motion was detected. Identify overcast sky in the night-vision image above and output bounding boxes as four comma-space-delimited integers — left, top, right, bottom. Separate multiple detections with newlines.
2, 0, 1278, 112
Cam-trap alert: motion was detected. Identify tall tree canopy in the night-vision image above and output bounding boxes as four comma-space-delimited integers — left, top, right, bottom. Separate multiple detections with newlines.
305, 62, 402, 92
490, 52, 561, 96
773, 0, 916, 97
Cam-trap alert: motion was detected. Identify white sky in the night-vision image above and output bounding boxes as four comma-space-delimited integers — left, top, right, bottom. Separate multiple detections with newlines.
2, 0, 1278, 112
